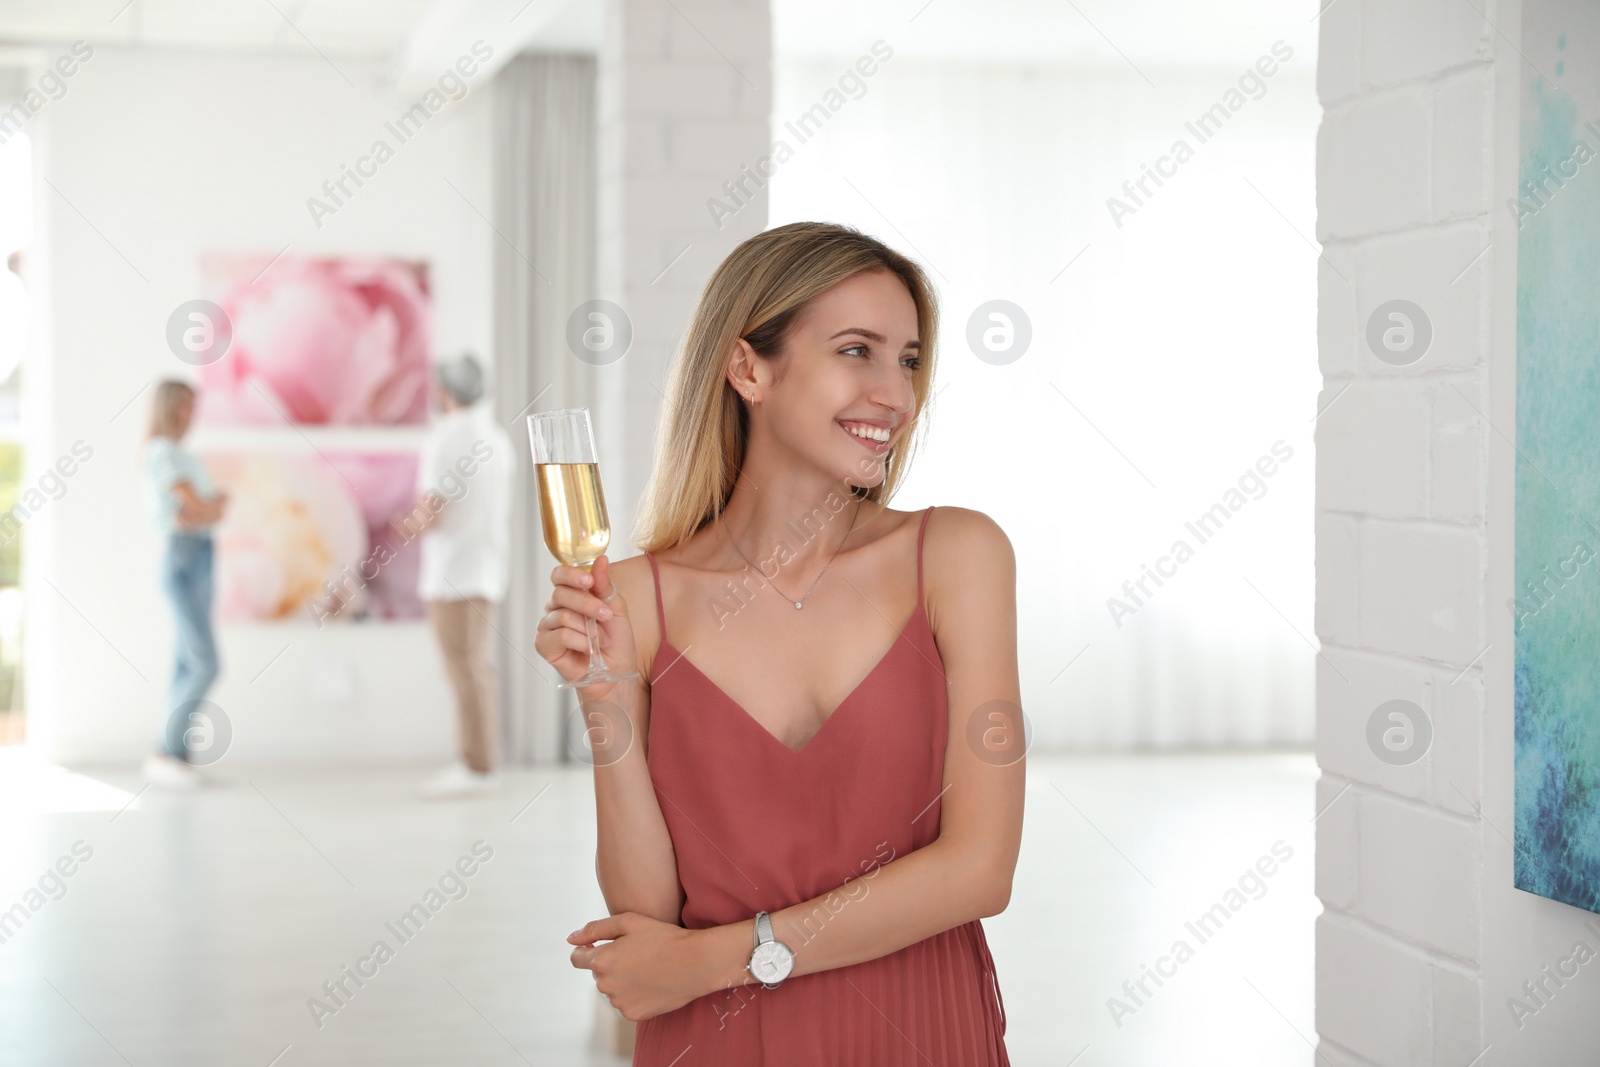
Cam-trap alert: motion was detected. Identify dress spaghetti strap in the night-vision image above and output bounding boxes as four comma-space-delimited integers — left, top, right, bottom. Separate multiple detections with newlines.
916, 504, 933, 606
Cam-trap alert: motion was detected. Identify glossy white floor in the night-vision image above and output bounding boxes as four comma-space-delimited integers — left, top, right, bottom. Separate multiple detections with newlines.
0, 750, 1319, 1066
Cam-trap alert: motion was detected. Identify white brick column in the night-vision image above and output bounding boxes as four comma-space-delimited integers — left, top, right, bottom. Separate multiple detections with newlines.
595, 0, 771, 548
1312, 2, 1493, 1064
1316, 1, 1600, 1064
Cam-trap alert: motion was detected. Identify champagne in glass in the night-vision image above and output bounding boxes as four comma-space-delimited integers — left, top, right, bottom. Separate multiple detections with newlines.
527, 408, 639, 689
535, 463, 609, 569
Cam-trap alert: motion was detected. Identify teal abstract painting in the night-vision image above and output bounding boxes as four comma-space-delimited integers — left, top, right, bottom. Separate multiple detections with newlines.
1515, 1, 1600, 915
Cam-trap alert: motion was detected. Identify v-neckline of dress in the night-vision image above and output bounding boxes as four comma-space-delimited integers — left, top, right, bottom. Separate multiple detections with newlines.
650, 599, 928, 756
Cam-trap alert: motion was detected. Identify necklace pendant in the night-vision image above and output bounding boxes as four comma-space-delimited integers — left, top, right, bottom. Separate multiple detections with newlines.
795, 601, 804, 610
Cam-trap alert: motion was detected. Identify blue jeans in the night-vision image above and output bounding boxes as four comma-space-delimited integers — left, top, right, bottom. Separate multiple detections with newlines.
159, 533, 219, 759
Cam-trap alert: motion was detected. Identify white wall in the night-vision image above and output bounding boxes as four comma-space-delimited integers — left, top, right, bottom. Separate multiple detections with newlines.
28, 46, 496, 765
1314, 1, 1600, 1063
769, 53, 1322, 750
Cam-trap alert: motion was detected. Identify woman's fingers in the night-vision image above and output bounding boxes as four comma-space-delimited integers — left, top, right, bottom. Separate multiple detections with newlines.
546, 584, 614, 622
536, 607, 580, 632
539, 558, 630, 679
550, 562, 596, 590
539, 608, 607, 645
589, 555, 617, 602
537, 610, 596, 643
535, 627, 591, 666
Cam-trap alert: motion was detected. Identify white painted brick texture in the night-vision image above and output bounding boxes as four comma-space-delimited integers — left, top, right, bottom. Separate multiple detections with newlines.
1315, 3, 1492, 1064
598, 0, 771, 537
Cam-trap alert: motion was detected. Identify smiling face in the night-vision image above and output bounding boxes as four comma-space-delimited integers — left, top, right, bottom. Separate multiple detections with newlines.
732, 268, 922, 491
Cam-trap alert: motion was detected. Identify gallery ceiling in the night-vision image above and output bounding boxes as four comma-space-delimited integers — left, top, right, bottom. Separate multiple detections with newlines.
0, 0, 1315, 87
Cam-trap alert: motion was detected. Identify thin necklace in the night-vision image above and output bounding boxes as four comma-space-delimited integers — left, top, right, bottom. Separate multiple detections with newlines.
724, 497, 864, 610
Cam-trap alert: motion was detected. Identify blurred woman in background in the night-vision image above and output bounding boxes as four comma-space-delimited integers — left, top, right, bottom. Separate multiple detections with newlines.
142, 379, 227, 788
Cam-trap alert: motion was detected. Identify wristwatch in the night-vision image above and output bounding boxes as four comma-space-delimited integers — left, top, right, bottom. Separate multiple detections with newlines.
747, 911, 795, 989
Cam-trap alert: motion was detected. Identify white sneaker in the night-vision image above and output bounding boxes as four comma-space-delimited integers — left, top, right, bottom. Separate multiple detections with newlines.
142, 752, 203, 790
420, 762, 499, 800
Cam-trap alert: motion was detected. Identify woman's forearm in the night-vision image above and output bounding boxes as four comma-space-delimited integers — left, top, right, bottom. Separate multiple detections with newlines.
171, 481, 220, 526
590, 676, 684, 923
174, 501, 219, 526
692, 837, 1008, 996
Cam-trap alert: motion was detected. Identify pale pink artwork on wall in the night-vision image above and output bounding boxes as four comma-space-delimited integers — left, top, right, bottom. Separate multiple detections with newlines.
202, 451, 423, 623
196, 253, 431, 425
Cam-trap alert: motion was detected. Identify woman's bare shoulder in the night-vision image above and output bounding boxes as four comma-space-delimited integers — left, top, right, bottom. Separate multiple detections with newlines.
924, 504, 1011, 544
922, 506, 1016, 591
919, 507, 1017, 661
604, 552, 663, 674
606, 551, 658, 608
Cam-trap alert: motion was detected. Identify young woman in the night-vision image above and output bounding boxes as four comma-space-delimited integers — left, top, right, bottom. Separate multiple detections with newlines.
538, 222, 1024, 1065
142, 380, 227, 788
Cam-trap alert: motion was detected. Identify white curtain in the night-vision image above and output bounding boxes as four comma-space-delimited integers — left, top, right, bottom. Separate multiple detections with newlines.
769, 58, 1321, 749
492, 52, 598, 765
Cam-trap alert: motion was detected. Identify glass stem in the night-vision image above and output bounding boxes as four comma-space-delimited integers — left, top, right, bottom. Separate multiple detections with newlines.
582, 563, 608, 675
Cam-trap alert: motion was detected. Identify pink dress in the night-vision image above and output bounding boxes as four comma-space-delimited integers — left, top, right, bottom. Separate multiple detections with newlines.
635, 505, 1010, 1066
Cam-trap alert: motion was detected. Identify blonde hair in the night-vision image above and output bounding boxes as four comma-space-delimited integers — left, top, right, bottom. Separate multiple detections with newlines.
634, 222, 939, 552
148, 379, 196, 439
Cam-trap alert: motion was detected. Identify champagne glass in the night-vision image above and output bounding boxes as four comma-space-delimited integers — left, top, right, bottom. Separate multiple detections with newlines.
528, 408, 639, 689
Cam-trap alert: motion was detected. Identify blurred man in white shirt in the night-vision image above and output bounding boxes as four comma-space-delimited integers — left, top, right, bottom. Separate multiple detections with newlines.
412, 353, 515, 799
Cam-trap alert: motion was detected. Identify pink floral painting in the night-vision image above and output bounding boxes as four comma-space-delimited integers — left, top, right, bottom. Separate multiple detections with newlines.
202, 451, 423, 623
196, 253, 431, 425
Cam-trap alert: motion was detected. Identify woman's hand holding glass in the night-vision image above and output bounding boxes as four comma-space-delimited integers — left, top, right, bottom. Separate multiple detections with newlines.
536, 554, 640, 704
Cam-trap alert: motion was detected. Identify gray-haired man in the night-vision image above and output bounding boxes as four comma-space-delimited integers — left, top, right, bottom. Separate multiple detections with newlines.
412, 353, 515, 799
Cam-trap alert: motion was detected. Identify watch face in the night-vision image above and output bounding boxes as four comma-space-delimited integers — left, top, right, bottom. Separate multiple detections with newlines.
750, 940, 794, 984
